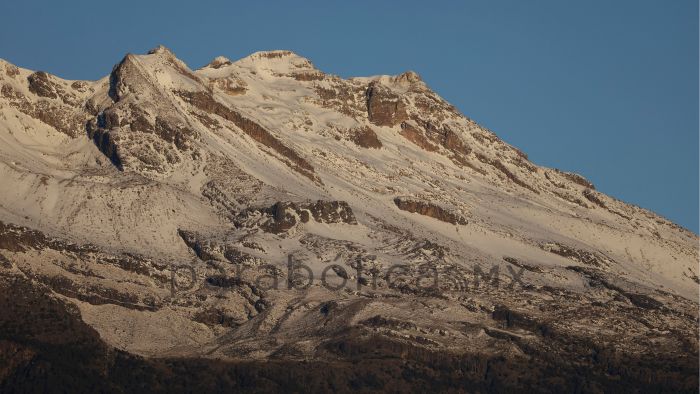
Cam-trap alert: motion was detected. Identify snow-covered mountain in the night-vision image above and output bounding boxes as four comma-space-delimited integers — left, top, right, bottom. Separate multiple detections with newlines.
0, 46, 696, 391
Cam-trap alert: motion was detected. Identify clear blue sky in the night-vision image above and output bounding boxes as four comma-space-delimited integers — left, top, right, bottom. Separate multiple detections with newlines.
1, 0, 697, 232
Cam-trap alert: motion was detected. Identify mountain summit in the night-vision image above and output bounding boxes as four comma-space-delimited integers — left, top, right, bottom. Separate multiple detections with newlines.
0, 46, 696, 391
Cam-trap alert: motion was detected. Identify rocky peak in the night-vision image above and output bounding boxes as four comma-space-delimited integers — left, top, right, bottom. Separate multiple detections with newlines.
91, 49, 204, 175
108, 53, 146, 101
147, 44, 176, 57
205, 56, 233, 69
366, 81, 408, 126
394, 70, 422, 84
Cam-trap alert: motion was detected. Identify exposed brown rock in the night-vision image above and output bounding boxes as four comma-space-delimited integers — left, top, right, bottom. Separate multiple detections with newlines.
551, 189, 589, 208
190, 110, 221, 129
206, 56, 233, 69
0, 221, 95, 255
258, 51, 293, 59
475, 153, 539, 194
503, 256, 544, 273
263, 200, 357, 233
399, 122, 438, 152
404, 118, 478, 169
559, 170, 595, 189
193, 308, 239, 327
441, 125, 471, 156
366, 82, 408, 126
3, 63, 20, 78
544, 170, 567, 188
393, 197, 467, 225
235, 200, 357, 234
306, 200, 357, 224
567, 266, 664, 310
176, 90, 319, 182
262, 201, 299, 233
210, 77, 247, 96
27, 71, 59, 99
542, 242, 612, 268
360, 315, 417, 331
1, 83, 85, 137
289, 70, 325, 81
349, 126, 382, 149
177, 229, 218, 261
86, 118, 123, 169
33, 274, 156, 312
583, 188, 606, 208
313, 83, 366, 118
394, 71, 422, 84
70, 81, 89, 92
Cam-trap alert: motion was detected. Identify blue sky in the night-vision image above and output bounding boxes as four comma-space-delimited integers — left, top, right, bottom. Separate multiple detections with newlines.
1, 0, 697, 232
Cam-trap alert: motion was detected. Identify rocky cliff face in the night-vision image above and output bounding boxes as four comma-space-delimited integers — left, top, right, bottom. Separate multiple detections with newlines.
0, 46, 697, 391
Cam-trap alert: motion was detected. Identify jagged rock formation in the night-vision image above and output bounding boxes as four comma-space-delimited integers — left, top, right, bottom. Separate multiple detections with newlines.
393, 197, 467, 225
0, 47, 697, 391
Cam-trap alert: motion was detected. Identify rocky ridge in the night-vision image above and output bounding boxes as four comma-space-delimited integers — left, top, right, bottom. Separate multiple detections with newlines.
0, 47, 697, 391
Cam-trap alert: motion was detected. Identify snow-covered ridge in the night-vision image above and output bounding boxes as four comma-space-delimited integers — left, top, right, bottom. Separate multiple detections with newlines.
0, 46, 696, 371
200, 49, 318, 77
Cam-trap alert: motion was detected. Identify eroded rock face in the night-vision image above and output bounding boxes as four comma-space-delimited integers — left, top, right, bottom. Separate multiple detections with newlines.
399, 121, 438, 151
176, 90, 318, 183
288, 70, 325, 81
0, 221, 166, 312
86, 53, 200, 174
210, 76, 247, 95
27, 71, 61, 99
237, 200, 357, 234
0, 71, 87, 137
312, 81, 366, 118
583, 188, 606, 208
306, 200, 357, 224
394, 70, 422, 84
441, 125, 471, 156
2, 62, 20, 78
393, 197, 467, 225
0, 221, 95, 254
475, 153, 539, 193
349, 126, 382, 149
559, 170, 595, 189
541, 242, 613, 268
366, 82, 408, 126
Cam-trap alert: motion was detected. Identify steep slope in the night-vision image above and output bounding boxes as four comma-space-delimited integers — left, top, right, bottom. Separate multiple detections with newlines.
0, 46, 697, 390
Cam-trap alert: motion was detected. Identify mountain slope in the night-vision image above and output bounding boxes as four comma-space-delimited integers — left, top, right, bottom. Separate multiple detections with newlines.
0, 46, 697, 391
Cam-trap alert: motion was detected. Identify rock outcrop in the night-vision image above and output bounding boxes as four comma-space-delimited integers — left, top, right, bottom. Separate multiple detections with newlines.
366, 81, 408, 126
